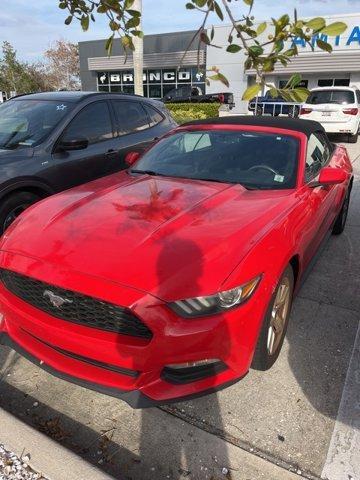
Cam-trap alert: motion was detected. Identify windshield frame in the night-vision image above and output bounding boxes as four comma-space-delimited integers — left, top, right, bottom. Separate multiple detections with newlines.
0, 98, 75, 150
131, 124, 305, 190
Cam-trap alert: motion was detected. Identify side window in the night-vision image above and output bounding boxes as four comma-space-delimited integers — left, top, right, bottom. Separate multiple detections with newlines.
62, 102, 113, 145
113, 101, 150, 135
183, 133, 211, 152
305, 133, 330, 182
143, 104, 164, 127
356, 90, 360, 105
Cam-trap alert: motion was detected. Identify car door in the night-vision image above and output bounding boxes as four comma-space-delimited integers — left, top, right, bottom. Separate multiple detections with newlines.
51, 100, 118, 190
302, 132, 339, 266
110, 100, 161, 171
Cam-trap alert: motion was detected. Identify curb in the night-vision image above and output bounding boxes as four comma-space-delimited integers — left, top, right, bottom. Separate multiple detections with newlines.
0, 408, 113, 480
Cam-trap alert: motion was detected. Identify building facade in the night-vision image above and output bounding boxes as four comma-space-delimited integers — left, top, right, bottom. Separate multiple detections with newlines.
79, 13, 360, 112
205, 13, 360, 112
79, 30, 206, 98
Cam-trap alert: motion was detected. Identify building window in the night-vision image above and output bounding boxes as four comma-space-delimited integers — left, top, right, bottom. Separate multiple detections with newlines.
318, 78, 350, 87
279, 79, 308, 89
96, 67, 205, 99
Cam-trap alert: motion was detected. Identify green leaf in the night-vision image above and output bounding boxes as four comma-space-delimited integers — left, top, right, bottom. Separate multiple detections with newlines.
64, 15, 73, 25
263, 59, 275, 72
226, 44, 242, 53
194, 0, 207, 6
316, 38, 332, 52
248, 45, 264, 56
290, 87, 310, 102
244, 57, 252, 70
268, 88, 278, 98
110, 20, 120, 31
97, 4, 107, 13
210, 25, 215, 41
305, 17, 326, 31
126, 16, 140, 28
59, 2, 67, 9
243, 0, 253, 5
214, 2, 223, 20
105, 34, 114, 56
81, 15, 89, 32
185, 2, 195, 9
286, 73, 302, 88
208, 73, 229, 87
257, 22, 267, 35
127, 9, 141, 16
200, 31, 210, 45
321, 22, 347, 36
242, 83, 261, 100
132, 30, 144, 38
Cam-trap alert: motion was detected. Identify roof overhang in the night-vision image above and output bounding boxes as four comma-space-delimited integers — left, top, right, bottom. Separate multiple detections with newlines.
246, 51, 360, 76
88, 50, 205, 71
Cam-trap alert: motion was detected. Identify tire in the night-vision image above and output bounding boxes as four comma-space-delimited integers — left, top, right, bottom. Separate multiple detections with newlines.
254, 105, 263, 116
0, 191, 41, 234
332, 188, 351, 235
252, 265, 294, 371
348, 131, 358, 143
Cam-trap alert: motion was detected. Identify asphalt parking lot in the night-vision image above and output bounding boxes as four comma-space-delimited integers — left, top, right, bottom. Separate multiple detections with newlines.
0, 138, 359, 480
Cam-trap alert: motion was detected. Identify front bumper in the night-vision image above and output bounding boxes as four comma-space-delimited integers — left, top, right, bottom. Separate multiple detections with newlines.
0, 254, 267, 408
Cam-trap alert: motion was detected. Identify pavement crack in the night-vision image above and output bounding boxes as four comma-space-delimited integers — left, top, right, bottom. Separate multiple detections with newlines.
159, 405, 322, 480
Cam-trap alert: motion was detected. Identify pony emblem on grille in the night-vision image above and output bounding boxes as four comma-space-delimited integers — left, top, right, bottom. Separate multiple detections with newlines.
43, 289, 73, 308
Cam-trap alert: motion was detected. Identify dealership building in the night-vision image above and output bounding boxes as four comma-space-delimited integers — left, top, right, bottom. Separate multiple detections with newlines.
79, 13, 360, 112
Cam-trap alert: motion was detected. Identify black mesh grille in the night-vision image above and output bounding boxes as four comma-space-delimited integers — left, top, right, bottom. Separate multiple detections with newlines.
0, 269, 152, 339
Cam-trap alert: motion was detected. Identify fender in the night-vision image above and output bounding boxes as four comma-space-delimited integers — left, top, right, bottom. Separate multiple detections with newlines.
0, 178, 55, 200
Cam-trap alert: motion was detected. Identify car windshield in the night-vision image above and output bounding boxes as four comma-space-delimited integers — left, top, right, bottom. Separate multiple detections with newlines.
307, 90, 355, 105
131, 129, 299, 190
0, 99, 74, 150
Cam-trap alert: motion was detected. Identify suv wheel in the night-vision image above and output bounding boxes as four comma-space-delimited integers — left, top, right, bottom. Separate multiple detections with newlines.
0, 192, 41, 233
348, 131, 358, 143
251, 265, 294, 371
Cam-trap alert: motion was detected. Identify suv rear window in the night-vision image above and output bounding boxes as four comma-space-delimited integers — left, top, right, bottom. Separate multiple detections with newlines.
307, 90, 355, 105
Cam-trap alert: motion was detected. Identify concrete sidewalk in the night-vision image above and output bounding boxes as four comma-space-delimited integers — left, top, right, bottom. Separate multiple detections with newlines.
0, 404, 304, 480
0, 408, 113, 480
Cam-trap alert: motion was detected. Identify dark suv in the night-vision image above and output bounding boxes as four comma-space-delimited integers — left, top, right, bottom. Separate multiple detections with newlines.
0, 91, 176, 233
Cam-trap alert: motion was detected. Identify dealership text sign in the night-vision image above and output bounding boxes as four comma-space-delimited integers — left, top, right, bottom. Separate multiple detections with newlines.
292, 26, 360, 49
97, 69, 203, 85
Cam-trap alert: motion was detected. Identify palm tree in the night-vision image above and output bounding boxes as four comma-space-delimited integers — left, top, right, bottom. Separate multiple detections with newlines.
133, 0, 143, 96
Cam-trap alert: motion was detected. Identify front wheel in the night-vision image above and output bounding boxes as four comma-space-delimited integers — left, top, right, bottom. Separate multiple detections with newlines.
0, 191, 41, 234
332, 188, 351, 235
252, 265, 294, 371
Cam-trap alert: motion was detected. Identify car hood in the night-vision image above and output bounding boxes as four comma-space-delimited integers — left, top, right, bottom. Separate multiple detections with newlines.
0, 172, 294, 301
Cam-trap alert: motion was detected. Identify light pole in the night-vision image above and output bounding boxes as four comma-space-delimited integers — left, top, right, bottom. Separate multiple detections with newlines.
132, 0, 143, 96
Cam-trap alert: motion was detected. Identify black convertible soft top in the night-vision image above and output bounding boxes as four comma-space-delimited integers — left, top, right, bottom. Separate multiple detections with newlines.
183, 115, 325, 138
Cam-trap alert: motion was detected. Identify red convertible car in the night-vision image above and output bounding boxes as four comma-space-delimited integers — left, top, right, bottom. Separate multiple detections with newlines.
0, 117, 353, 408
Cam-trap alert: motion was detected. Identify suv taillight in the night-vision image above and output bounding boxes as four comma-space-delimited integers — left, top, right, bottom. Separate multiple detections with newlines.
343, 108, 359, 115
218, 93, 225, 103
300, 107, 313, 115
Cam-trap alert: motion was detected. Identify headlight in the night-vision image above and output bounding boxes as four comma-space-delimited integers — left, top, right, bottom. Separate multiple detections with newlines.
168, 275, 261, 318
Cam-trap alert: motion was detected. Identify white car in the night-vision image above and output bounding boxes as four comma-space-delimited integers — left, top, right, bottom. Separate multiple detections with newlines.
299, 86, 360, 143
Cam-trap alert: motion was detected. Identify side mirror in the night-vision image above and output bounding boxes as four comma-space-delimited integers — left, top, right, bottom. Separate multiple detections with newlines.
59, 137, 88, 151
317, 167, 347, 186
125, 151, 140, 166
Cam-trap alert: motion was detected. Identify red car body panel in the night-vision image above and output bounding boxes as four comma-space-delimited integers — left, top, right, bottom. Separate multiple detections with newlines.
0, 123, 353, 407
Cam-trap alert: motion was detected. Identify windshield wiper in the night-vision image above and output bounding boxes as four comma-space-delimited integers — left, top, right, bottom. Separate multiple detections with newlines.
130, 169, 165, 176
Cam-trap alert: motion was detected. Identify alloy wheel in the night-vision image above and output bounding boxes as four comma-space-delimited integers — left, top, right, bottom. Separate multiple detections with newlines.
267, 277, 291, 355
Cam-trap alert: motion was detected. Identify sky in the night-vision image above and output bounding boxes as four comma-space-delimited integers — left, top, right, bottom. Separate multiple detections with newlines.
1, 0, 360, 62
